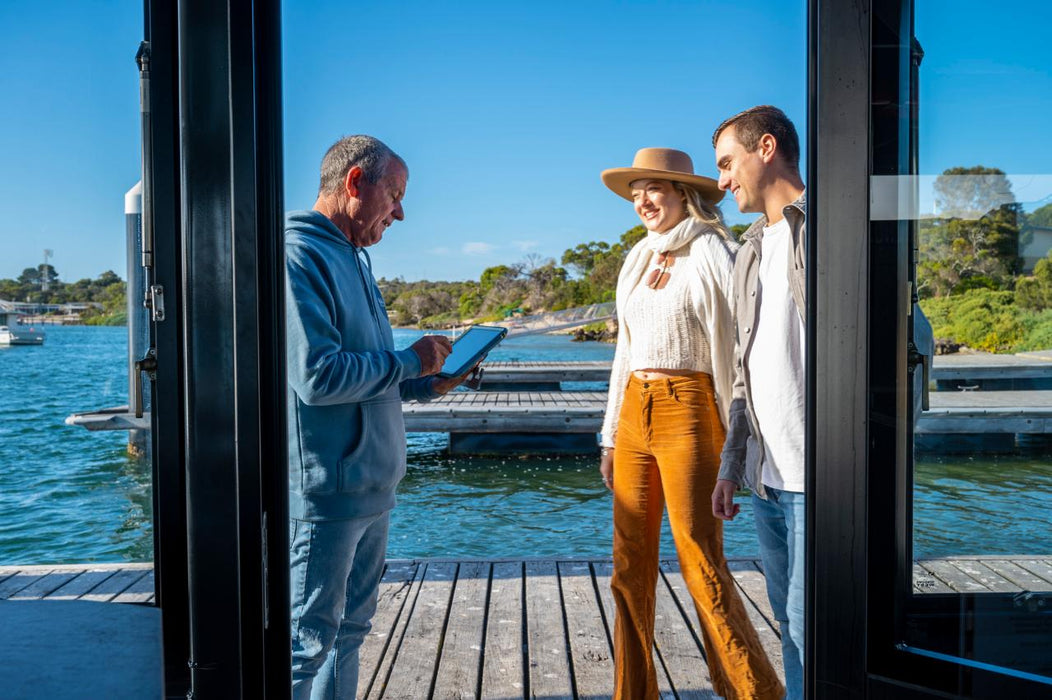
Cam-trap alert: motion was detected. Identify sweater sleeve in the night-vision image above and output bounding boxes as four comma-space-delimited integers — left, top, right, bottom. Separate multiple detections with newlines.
691, 236, 738, 428
600, 318, 632, 448
286, 245, 422, 406
400, 375, 441, 403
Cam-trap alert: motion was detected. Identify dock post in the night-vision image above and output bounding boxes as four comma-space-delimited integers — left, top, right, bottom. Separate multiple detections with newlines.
126, 181, 150, 458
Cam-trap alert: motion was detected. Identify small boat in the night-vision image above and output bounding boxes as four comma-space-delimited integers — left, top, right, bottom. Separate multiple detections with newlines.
0, 309, 46, 345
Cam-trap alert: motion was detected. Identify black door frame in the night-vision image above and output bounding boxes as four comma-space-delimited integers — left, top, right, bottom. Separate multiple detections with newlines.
145, 1, 289, 696
808, 1, 1051, 697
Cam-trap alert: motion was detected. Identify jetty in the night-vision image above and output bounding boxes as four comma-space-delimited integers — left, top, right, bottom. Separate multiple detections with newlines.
398, 353, 1052, 453
2, 555, 1049, 698
65, 351, 1052, 454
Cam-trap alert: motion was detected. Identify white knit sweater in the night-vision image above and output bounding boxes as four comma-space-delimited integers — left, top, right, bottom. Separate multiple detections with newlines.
600, 230, 738, 448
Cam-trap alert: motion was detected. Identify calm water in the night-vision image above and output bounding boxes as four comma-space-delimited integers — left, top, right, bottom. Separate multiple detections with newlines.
0, 326, 1049, 565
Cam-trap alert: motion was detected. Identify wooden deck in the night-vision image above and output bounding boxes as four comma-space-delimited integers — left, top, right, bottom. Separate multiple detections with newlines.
3, 556, 1050, 697
404, 389, 1052, 435
481, 354, 1052, 386
481, 361, 613, 386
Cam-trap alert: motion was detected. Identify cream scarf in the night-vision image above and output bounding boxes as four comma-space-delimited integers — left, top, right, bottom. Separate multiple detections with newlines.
616, 217, 708, 304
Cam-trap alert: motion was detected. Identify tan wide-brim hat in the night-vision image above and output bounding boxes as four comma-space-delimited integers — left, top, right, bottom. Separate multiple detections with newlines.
601, 147, 724, 204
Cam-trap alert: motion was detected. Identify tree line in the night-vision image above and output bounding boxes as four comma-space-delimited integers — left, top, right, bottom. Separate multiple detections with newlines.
0, 267, 127, 325
916, 166, 1052, 352
378, 226, 651, 328
7, 167, 1051, 352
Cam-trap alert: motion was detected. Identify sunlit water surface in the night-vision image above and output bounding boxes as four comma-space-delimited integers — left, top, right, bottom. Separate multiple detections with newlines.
1, 326, 1048, 564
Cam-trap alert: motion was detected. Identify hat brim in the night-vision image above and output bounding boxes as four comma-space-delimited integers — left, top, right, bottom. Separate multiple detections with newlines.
600, 167, 725, 205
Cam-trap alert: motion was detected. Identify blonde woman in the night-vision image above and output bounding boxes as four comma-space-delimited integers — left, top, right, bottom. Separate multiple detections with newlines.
599, 148, 783, 700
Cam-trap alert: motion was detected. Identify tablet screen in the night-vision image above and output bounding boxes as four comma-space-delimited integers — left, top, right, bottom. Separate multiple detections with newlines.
437, 325, 507, 377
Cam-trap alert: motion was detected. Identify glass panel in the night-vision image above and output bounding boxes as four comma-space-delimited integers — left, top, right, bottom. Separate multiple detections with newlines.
890, 0, 1051, 681
0, 5, 154, 590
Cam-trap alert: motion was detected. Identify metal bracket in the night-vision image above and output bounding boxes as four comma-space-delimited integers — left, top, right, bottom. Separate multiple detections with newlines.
146, 284, 165, 322
133, 348, 158, 418
906, 341, 930, 411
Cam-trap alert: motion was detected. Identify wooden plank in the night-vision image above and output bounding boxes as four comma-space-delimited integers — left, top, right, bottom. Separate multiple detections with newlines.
480, 562, 525, 698
1015, 559, 1052, 587
111, 570, 155, 603
381, 561, 457, 699
984, 560, 1052, 592
78, 568, 151, 602
653, 562, 719, 699
950, 559, 1021, 593
557, 561, 614, 698
6, 570, 83, 600
432, 561, 489, 699
918, 560, 990, 593
593, 561, 676, 699
913, 563, 954, 594
42, 569, 121, 600
359, 562, 418, 697
524, 560, 573, 700
0, 570, 45, 599
363, 562, 428, 700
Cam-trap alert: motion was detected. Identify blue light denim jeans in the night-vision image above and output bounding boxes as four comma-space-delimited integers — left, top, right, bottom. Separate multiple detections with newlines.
290, 511, 390, 700
752, 487, 805, 700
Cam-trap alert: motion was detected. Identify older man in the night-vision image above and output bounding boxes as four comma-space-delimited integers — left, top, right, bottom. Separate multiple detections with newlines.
285, 135, 465, 699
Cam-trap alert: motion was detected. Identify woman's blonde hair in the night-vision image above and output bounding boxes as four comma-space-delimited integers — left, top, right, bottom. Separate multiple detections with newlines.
672, 181, 731, 240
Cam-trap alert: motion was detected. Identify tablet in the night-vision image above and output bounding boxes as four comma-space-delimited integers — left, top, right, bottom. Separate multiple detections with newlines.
436, 325, 507, 378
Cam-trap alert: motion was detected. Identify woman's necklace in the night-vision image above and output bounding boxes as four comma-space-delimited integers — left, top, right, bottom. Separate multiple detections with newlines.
645, 252, 675, 290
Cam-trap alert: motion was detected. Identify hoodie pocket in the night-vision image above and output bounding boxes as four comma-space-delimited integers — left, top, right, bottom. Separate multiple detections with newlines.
338, 399, 407, 495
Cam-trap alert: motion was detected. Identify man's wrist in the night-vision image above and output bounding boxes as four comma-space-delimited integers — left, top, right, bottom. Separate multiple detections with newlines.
600, 446, 614, 457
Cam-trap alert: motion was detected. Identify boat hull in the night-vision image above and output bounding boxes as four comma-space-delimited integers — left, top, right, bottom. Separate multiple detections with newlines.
0, 327, 46, 345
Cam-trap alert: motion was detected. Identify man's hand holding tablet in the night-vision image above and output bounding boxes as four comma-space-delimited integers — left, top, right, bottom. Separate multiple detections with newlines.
427, 325, 507, 394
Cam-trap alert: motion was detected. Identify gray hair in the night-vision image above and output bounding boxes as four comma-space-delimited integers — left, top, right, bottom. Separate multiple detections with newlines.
318, 135, 406, 196
672, 182, 732, 240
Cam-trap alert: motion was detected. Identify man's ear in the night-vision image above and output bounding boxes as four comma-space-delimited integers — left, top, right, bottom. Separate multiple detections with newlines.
344, 166, 364, 198
759, 134, 778, 163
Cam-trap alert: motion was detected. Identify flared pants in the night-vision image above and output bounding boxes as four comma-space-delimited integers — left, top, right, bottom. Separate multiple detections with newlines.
611, 373, 784, 700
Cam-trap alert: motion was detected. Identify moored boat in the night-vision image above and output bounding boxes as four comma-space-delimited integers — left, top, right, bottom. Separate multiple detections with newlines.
0, 309, 46, 345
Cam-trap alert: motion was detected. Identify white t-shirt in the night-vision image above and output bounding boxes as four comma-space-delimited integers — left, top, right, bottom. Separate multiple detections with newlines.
746, 217, 806, 492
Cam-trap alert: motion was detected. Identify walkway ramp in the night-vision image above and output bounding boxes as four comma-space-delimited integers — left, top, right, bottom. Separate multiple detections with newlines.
494, 301, 615, 337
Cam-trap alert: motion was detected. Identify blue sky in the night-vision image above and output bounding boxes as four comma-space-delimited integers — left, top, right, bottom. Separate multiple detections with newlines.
0, 1, 1049, 284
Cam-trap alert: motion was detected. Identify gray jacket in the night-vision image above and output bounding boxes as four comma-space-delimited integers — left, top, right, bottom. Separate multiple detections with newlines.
717, 191, 934, 499
718, 192, 807, 500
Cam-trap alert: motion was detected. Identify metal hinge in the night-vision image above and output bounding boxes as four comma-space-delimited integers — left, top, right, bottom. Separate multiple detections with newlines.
145, 284, 165, 322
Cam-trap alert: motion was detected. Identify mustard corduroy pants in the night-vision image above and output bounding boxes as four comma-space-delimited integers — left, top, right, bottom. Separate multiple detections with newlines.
611, 373, 784, 700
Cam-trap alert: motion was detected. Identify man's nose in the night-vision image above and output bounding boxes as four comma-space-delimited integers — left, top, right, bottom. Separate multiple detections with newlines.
717, 172, 730, 191
393, 202, 405, 221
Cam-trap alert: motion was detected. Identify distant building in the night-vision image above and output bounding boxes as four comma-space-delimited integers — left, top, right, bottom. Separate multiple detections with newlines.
1020, 225, 1052, 273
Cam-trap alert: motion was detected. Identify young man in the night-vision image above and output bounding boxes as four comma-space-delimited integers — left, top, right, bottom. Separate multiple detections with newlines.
710, 105, 807, 700
285, 135, 468, 699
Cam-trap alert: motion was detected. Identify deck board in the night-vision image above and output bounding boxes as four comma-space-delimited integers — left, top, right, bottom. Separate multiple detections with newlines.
432, 561, 488, 699
557, 561, 614, 698
3, 556, 1049, 697
382, 561, 457, 698
480, 562, 525, 698
653, 563, 718, 699
524, 560, 574, 700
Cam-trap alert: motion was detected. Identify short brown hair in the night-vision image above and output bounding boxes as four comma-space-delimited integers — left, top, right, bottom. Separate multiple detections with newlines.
712, 105, 800, 168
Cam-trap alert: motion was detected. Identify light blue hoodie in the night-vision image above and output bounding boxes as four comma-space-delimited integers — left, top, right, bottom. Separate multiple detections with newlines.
285, 210, 437, 521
